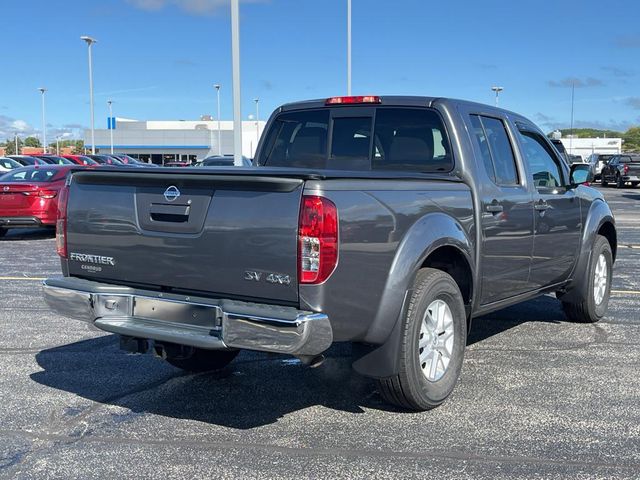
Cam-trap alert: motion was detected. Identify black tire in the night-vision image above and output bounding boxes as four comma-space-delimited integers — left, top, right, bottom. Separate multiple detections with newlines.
165, 348, 239, 372
600, 177, 608, 187
562, 235, 612, 323
377, 268, 467, 411
0, 229, 6, 238
632, 182, 639, 188
616, 174, 624, 189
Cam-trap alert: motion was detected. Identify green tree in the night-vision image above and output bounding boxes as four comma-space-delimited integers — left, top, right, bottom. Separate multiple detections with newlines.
2, 137, 24, 155
622, 127, 640, 152
23, 136, 41, 148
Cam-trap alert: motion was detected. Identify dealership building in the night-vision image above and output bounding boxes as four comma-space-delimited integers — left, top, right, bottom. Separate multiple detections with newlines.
85, 118, 266, 164
556, 136, 622, 160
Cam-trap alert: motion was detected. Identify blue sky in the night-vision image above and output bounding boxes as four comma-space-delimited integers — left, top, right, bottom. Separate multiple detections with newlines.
1, 0, 639, 141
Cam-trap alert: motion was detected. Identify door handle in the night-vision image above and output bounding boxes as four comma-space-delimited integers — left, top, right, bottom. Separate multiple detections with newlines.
485, 202, 503, 213
534, 201, 550, 212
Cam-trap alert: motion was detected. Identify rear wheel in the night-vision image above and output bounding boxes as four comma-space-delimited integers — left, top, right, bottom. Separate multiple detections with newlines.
165, 348, 239, 372
562, 235, 612, 323
377, 268, 467, 411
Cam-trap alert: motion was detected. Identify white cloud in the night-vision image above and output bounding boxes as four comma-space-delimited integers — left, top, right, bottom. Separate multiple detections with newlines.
126, 0, 267, 15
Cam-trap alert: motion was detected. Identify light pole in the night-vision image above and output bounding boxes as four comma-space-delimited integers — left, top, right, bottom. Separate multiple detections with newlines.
491, 86, 503, 107
569, 81, 575, 155
254, 98, 260, 150
107, 100, 114, 154
81, 36, 97, 154
14, 133, 20, 155
214, 84, 221, 155
38, 87, 47, 153
230, 0, 242, 166
347, 0, 352, 95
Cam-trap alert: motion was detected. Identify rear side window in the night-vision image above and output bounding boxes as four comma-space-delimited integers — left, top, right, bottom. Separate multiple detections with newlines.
372, 108, 452, 172
260, 110, 329, 168
469, 115, 496, 183
470, 115, 518, 185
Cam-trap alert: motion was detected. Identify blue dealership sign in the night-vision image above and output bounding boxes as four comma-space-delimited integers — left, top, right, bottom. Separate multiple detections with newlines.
107, 117, 117, 130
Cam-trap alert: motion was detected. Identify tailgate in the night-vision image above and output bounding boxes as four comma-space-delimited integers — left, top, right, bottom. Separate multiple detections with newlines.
65, 170, 304, 303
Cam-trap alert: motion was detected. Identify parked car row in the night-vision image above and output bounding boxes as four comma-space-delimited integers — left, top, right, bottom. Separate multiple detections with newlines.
0, 153, 154, 170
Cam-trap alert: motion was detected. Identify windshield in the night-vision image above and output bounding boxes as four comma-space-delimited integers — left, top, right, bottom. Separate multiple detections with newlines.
0, 158, 21, 169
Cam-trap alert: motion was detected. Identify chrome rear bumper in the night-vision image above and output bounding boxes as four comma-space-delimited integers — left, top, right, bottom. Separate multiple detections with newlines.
43, 277, 332, 356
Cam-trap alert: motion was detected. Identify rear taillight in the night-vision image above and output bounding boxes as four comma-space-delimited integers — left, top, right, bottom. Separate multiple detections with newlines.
623, 164, 629, 174
56, 184, 70, 258
21, 190, 56, 198
38, 190, 57, 199
298, 195, 338, 284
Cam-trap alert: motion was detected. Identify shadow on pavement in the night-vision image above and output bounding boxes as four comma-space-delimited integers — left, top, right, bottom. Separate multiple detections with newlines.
468, 295, 566, 345
622, 194, 640, 201
31, 295, 568, 428
0, 228, 55, 241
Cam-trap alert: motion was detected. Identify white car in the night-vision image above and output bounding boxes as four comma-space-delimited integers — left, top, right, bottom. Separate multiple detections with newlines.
0, 157, 22, 173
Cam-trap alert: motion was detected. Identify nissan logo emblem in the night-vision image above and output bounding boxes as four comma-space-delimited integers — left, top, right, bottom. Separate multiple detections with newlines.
163, 185, 180, 202
2, 186, 8, 192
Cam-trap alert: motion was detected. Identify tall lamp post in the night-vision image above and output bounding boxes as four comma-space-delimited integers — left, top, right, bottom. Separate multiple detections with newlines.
14, 133, 20, 155
107, 100, 114, 154
230, 0, 243, 166
81, 36, 97, 154
347, 0, 352, 95
254, 98, 260, 150
214, 84, 221, 155
491, 86, 503, 107
38, 88, 47, 153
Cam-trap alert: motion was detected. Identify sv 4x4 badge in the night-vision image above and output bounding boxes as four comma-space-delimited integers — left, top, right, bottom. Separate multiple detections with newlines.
244, 270, 291, 286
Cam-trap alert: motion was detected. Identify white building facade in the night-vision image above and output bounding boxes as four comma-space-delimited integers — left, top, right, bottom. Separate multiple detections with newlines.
85, 119, 266, 164
559, 137, 622, 160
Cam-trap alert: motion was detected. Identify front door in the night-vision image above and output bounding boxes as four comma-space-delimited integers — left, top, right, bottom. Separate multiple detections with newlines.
468, 115, 535, 305
516, 128, 582, 287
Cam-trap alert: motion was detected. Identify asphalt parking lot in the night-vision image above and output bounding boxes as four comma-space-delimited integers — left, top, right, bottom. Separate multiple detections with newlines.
1, 186, 639, 479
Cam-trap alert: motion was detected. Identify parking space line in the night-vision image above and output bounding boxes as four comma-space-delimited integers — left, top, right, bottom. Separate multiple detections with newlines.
0, 276, 45, 281
612, 290, 640, 295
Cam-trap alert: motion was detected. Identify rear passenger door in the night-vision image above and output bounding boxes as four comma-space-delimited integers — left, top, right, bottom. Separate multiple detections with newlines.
468, 115, 535, 305
515, 125, 582, 288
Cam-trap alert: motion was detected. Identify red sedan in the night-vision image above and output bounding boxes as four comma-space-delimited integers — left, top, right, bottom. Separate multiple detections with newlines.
62, 154, 99, 166
0, 165, 78, 237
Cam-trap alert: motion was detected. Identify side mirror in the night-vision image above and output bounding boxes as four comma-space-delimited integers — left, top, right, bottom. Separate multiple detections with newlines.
569, 163, 594, 186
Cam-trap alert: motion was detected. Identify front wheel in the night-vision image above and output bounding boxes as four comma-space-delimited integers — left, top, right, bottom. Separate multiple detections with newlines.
165, 348, 239, 372
377, 268, 467, 411
562, 235, 613, 323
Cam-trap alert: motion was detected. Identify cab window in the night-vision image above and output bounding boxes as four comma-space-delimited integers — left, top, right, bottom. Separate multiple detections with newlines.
518, 131, 565, 190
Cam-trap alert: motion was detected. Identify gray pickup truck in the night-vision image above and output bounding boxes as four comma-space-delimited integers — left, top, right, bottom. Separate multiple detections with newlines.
43, 96, 616, 411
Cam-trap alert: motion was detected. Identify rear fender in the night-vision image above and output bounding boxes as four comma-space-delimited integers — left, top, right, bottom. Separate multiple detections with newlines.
352, 212, 474, 378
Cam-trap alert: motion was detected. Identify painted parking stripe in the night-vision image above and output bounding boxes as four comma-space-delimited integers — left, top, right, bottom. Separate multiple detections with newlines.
0, 276, 46, 281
